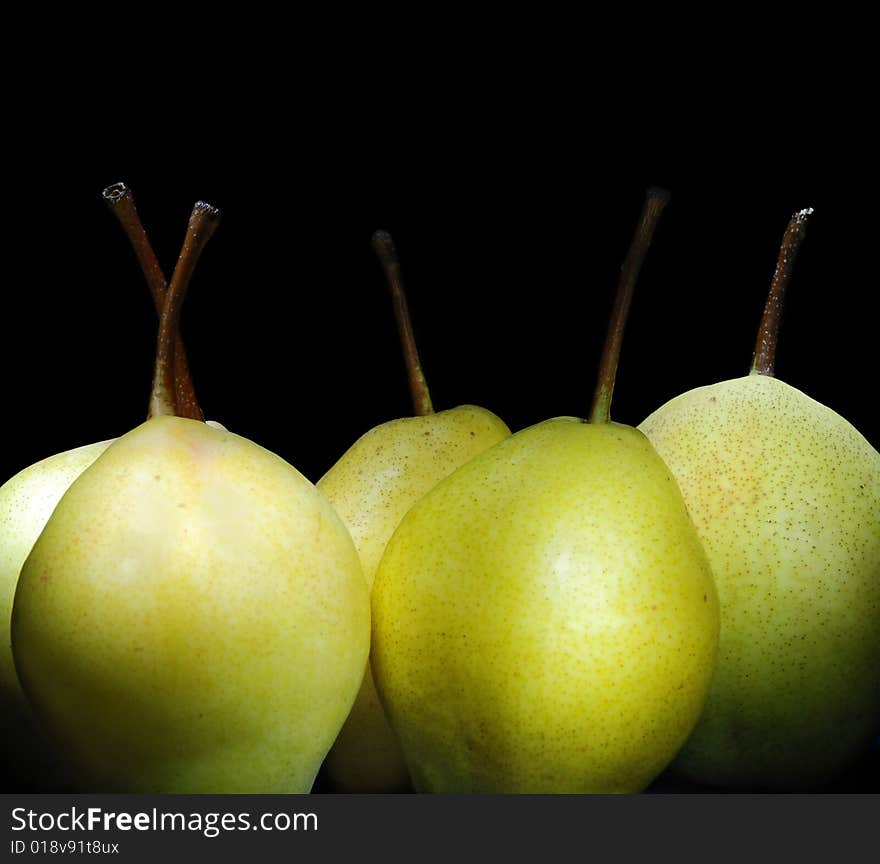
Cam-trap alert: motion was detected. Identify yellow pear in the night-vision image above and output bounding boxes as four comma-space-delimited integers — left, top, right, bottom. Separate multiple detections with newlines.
13, 418, 369, 792
372, 419, 719, 793
639, 210, 880, 789
371, 189, 720, 792
319, 232, 510, 791
11, 200, 370, 792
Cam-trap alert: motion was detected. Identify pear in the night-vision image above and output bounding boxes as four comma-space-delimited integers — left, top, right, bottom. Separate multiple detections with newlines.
0, 184, 205, 789
11, 201, 370, 792
639, 209, 880, 789
319, 231, 510, 792
371, 189, 720, 793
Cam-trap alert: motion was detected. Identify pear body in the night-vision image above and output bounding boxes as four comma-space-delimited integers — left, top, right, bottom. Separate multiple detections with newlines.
318, 404, 511, 791
12, 416, 370, 793
0, 439, 113, 788
639, 374, 880, 789
371, 417, 719, 793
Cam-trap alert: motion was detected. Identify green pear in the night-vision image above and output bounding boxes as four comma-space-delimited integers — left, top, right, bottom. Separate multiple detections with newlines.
371, 189, 720, 792
319, 232, 511, 792
11, 200, 370, 792
639, 210, 880, 789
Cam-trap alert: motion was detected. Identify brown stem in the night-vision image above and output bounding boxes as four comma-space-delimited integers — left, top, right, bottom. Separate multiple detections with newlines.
148, 202, 221, 419
750, 207, 813, 377
371, 230, 434, 416
103, 182, 204, 420
589, 187, 670, 424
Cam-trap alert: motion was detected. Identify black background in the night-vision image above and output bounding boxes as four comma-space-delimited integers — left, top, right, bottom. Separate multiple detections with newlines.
3, 109, 878, 793
6, 140, 878, 482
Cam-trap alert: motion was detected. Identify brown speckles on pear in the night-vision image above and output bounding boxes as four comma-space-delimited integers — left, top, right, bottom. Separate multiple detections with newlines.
639, 373, 880, 788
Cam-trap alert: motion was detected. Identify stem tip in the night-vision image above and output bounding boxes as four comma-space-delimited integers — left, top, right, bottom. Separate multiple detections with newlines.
371, 229, 397, 262
102, 181, 129, 203
194, 201, 221, 218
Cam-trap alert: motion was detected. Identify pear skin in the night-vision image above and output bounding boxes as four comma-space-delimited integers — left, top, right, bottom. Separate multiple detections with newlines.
319, 404, 511, 791
0, 440, 113, 787
12, 416, 370, 793
640, 373, 880, 788
371, 417, 719, 793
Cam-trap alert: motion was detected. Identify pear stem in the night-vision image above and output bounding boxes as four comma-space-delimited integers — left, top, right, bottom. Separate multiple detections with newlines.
589, 187, 670, 425
750, 207, 813, 377
103, 182, 204, 421
371, 230, 434, 416
148, 201, 221, 419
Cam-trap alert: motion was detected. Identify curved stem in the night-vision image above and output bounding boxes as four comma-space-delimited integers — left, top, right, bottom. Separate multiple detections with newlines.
750, 207, 813, 377
371, 230, 434, 416
589, 187, 670, 424
148, 201, 221, 419
103, 182, 204, 420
